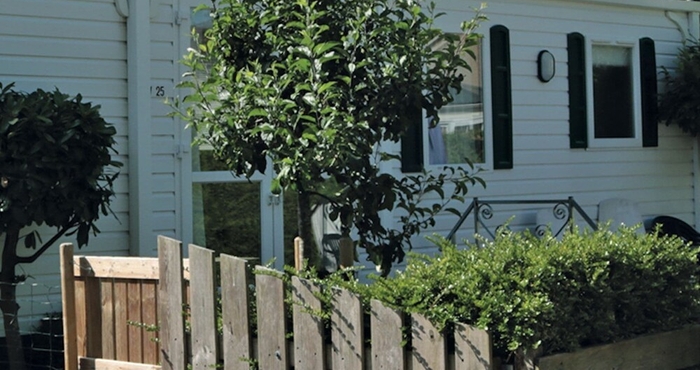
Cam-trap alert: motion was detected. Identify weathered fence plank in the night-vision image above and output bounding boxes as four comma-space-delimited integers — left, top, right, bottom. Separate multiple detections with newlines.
158, 236, 186, 370
74, 255, 190, 280
411, 313, 445, 370
75, 257, 160, 279
291, 276, 324, 370
114, 280, 128, 361
128, 280, 144, 362
100, 279, 115, 360
60, 243, 78, 370
141, 280, 159, 364
256, 267, 288, 370
86, 276, 103, 358
189, 244, 218, 370
454, 323, 493, 370
331, 288, 364, 369
371, 299, 405, 369
79, 356, 162, 370
75, 278, 87, 358
220, 254, 252, 370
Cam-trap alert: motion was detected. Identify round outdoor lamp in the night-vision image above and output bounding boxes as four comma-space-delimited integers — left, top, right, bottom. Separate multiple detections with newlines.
537, 50, 556, 82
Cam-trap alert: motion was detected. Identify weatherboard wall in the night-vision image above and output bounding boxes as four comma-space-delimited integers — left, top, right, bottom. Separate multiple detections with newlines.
384, 0, 698, 260
0, 0, 130, 334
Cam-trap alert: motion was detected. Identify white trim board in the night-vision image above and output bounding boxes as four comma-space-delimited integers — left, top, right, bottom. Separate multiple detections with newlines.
575, 0, 700, 12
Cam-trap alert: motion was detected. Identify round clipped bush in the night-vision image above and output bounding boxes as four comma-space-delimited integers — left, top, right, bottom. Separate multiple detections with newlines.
365, 227, 700, 362
0, 82, 120, 369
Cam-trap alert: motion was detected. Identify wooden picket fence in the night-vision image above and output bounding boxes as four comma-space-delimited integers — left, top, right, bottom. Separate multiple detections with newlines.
59, 235, 493, 370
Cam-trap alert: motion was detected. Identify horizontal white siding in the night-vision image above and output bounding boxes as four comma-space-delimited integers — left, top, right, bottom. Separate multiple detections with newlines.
380, 0, 697, 268
150, 0, 181, 241
0, 0, 129, 334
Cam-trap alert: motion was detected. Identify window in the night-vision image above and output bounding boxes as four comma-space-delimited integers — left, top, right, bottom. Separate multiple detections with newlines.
568, 33, 658, 149
427, 40, 485, 165
588, 40, 641, 146
401, 24, 512, 172
592, 44, 635, 139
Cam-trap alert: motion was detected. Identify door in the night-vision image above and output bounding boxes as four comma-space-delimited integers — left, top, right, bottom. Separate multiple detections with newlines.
177, 2, 286, 269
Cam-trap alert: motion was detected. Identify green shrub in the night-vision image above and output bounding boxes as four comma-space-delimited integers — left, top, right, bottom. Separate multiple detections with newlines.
364, 227, 700, 358
660, 38, 700, 136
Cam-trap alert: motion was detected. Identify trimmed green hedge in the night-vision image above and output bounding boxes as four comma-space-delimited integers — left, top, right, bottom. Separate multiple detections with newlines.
363, 227, 700, 358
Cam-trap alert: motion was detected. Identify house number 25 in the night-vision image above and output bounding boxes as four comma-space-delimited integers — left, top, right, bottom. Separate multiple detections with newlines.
151, 86, 165, 97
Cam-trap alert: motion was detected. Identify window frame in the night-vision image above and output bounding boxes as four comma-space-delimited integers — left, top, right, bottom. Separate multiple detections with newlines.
422, 35, 493, 171
585, 37, 643, 148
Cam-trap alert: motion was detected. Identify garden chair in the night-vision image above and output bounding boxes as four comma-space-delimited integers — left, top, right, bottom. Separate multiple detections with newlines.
597, 198, 645, 235
650, 215, 700, 245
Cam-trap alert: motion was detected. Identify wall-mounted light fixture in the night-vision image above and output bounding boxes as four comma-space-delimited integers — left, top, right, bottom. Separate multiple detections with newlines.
537, 50, 556, 82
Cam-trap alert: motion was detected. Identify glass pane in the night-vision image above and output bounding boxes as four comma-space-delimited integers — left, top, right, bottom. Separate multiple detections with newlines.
192, 140, 230, 172
193, 182, 261, 263
429, 40, 484, 165
191, 7, 212, 49
189, 9, 227, 172
593, 45, 634, 139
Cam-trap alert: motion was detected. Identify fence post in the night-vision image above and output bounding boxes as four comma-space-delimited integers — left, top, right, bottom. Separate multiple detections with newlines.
189, 244, 218, 370
61, 243, 78, 370
158, 236, 186, 370
294, 237, 304, 271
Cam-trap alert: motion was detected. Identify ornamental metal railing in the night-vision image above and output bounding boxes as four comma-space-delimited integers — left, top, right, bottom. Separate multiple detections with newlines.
446, 197, 598, 243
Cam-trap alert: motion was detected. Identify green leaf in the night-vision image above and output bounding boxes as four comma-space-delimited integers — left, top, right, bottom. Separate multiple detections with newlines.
77, 224, 89, 248
312, 42, 339, 57
318, 81, 336, 95
24, 232, 36, 249
271, 177, 282, 195
302, 132, 317, 142
248, 108, 268, 118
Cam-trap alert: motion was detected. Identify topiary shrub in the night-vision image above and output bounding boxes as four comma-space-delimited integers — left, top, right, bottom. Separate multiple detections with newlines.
363, 227, 700, 364
0, 82, 120, 370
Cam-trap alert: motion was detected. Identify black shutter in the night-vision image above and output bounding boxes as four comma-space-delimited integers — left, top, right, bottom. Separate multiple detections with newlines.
400, 93, 424, 173
567, 32, 587, 149
490, 25, 513, 169
640, 37, 658, 147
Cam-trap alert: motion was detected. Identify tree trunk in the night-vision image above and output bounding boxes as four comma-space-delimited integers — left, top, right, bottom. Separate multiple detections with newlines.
296, 189, 317, 266
515, 347, 540, 370
0, 227, 27, 370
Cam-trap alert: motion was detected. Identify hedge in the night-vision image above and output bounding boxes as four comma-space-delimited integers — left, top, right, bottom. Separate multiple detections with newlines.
363, 227, 700, 359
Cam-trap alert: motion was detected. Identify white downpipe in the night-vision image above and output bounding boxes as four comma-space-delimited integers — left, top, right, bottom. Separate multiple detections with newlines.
127, 0, 154, 256
690, 11, 700, 40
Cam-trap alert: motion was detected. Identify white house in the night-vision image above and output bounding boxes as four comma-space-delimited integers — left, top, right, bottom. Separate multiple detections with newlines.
2, 0, 700, 333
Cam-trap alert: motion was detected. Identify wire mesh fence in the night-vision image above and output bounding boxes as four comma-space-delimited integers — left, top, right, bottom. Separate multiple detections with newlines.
0, 280, 64, 370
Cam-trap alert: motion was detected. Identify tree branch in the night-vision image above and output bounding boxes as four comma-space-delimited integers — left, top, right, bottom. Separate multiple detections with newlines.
306, 190, 340, 207
16, 221, 77, 264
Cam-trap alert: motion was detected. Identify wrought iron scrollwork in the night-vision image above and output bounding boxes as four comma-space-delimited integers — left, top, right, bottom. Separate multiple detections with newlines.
477, 203, 494, 220
447, 197, 597, 243
553, 202, 569, 220
534, 224, 550, 238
